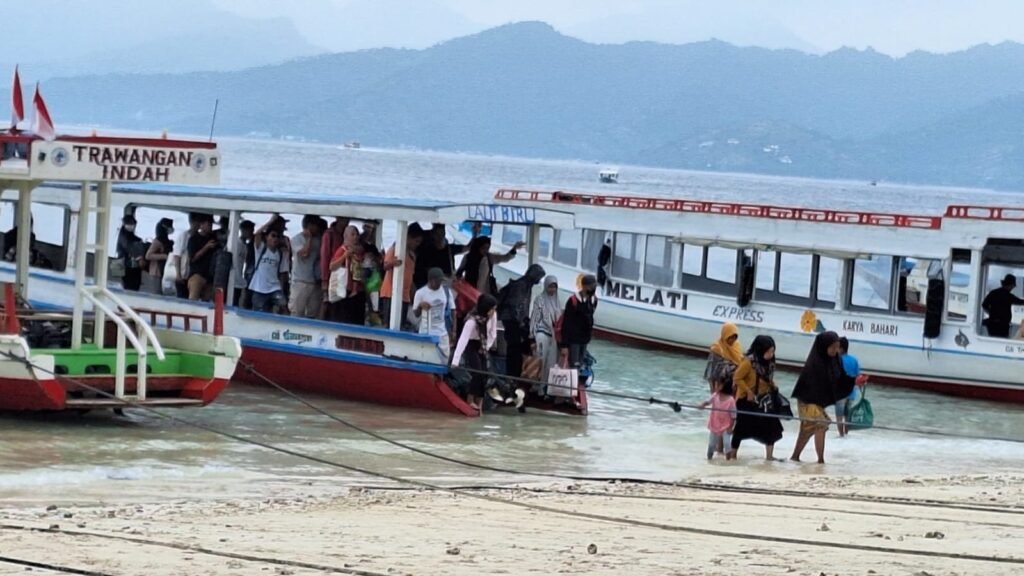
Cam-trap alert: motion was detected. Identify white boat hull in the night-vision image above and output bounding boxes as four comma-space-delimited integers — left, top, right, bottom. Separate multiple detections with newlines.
490, 256, 1024, 402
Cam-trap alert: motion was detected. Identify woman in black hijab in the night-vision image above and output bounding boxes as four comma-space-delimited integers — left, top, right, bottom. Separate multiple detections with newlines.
790, 331, 856, 464
731, 335, 784, 460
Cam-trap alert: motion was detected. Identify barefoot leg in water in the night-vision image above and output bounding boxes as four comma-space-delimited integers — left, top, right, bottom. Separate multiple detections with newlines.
813, 429, 827, 464
790, 429, 812, 462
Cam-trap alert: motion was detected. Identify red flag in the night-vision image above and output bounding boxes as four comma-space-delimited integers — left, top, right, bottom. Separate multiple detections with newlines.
10, 66, 24, 128
32, 83, 55, 141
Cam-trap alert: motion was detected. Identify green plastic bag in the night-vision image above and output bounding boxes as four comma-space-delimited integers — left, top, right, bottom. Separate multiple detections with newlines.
365, 269, 383, 293
847, 390, 874, 430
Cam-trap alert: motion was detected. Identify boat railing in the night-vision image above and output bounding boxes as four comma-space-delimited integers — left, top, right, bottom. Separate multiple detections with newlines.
945, 205, 1024, 221
133, 289, 225, 335
81, 285, 167, 401
495, 188, 943, 229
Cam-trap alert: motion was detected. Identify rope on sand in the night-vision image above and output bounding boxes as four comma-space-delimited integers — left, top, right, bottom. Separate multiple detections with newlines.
0, 524, 389, 576
242, 362, 1024, 516
3, 351, 1023, 566
0, 554, 115, 576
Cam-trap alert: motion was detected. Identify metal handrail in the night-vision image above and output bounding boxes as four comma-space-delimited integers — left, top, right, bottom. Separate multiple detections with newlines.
94, 287, 166, 361
79, 290, 146, 355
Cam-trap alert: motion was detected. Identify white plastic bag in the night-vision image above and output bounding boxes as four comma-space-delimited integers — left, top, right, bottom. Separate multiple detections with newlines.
328, 267, 349, 303
162, 257, 178, 294
547, 367, 578, 398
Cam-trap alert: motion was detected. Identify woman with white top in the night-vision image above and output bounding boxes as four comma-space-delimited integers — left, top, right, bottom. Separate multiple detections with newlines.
451, 293, 498, 413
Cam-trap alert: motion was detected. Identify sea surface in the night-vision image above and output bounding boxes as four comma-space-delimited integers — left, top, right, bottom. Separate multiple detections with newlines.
3, 139, 1024, 501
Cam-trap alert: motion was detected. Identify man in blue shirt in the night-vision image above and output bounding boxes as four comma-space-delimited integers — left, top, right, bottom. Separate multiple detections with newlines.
836, 337, 867, 437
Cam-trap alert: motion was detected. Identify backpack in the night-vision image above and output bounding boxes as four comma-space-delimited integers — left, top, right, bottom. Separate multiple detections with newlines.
553, 294, 578, 344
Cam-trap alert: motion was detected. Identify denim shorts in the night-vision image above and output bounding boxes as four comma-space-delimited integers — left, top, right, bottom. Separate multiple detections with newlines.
252, 290, 287, 312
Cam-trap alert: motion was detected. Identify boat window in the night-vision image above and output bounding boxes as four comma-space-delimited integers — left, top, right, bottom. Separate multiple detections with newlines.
552, 229, 578, 266
0, 201, 69, 272
779, 253, 812, 298
643, 235, 676, 287
816, 257, 841, 307
756, 251, 777, 291
706, 247, 737, 284
981, 259, 1024, 335
500, 225, 550, 257
582, 229, 608, 272
538, 227, 552, 259
896, 257, 941, 315
850, 255, 895, 311
501, 225, 524, 247
680, 244, 705, 280
947, 252, 971, 322
611, 232, 641, 281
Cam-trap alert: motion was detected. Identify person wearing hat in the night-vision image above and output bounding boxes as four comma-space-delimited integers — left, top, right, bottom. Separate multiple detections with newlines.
558, 274, 599, 375
115, 213, 144, 291
982, 273, 1024, 338
412, 267, 456, 360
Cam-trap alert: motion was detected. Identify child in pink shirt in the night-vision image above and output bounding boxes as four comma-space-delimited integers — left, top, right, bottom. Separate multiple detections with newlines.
701, 379, 737, 460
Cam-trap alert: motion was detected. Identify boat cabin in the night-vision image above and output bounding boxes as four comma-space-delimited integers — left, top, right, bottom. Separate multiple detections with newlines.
488, 188, 1024, 401
0, 132, 241, 411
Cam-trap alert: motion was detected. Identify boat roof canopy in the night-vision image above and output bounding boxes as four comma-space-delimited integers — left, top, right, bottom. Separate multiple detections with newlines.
28, 182, 577, 229
493, 188, 1024, 259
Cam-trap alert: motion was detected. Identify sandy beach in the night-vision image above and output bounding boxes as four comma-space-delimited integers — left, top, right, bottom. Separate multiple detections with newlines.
0, 473, 1021, 576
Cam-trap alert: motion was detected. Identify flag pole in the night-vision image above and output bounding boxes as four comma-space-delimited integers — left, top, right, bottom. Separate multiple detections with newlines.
208, 98, 219, 142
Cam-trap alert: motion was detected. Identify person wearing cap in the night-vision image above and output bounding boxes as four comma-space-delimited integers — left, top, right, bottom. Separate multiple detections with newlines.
559, 274, 599, 374
412, 267, 456, 360
982, 274, 1024, 338
116, 214, 144, 291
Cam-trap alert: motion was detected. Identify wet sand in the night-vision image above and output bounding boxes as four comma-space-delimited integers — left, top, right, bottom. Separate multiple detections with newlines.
1, 473, 1021, 575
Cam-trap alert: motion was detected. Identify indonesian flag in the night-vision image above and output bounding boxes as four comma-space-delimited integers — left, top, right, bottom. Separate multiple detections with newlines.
32, 83, 55, 141
10, 66, 24, 128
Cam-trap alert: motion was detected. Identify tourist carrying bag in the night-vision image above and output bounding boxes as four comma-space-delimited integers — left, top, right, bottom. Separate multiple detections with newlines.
328, 266, 349, 303
521, 353, 542, 381
848, 390, 874, 430
547, 366, 578, 398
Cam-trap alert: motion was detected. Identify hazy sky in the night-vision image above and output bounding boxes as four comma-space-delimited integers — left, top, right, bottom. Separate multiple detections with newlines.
214, 0, 1024, 55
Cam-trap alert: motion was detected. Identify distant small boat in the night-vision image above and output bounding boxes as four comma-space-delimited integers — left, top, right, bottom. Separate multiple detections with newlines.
599, 167, 619, 184
343, 141, 361, 150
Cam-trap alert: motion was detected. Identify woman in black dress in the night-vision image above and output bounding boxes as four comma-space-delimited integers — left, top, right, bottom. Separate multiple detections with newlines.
731, 335, 784, 460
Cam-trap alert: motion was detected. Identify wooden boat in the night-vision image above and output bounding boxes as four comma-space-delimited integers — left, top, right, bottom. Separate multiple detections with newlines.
5, 181, 585, 416
0, 132, 241, 411
479, 188, 1024, 402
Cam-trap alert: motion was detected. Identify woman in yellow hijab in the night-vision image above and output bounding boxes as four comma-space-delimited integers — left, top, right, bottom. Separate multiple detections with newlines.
705, 322, 744, 392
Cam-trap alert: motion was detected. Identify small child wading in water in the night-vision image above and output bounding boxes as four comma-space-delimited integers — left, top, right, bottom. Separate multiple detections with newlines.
701, 379, 737, 460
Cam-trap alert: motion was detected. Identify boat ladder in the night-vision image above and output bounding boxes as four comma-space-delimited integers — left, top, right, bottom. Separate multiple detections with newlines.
76, 285, 166, 402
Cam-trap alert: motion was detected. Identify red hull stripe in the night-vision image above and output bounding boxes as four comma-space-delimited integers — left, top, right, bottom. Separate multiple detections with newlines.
236, 346, 478, 416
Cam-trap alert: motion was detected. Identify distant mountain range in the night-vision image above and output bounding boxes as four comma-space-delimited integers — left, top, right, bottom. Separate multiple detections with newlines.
19, 22, 1024, 189
0, 0, 321, 77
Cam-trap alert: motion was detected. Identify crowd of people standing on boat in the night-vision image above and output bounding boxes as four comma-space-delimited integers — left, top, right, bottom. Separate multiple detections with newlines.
703, 323, 868, 464
112, 212, 596, 409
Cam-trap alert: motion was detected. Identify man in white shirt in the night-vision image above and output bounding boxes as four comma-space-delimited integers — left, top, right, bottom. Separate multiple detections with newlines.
412, 267, 455, 360
248, 216, 289, 314
289, 215, 323, 318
